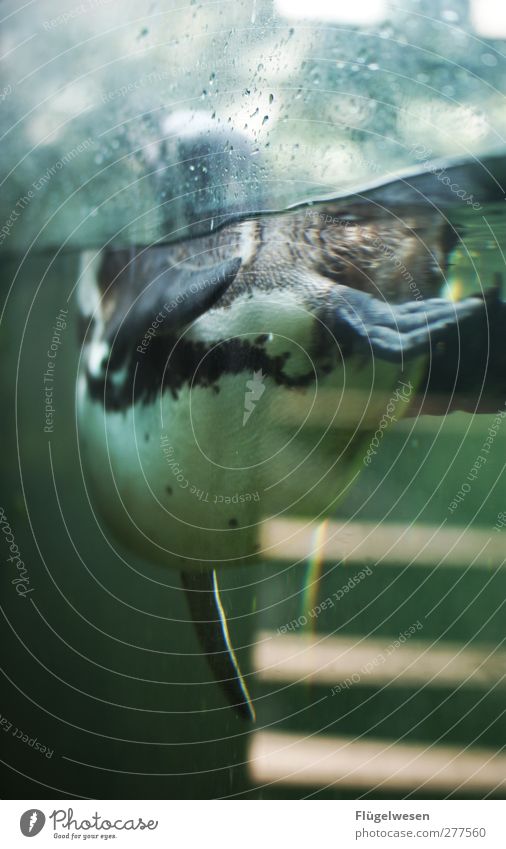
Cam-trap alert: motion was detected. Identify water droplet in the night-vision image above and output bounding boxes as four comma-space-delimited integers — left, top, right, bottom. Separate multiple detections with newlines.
481, 52, 497, 67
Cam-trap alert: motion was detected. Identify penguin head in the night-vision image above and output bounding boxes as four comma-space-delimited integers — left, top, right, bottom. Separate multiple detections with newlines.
139, 109, 269, 242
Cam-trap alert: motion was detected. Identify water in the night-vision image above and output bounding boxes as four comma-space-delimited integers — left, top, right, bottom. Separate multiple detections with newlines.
1, 194, 506, 799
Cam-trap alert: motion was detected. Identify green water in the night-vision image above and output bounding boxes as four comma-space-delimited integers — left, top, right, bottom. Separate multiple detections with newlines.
1, 215, 505, 799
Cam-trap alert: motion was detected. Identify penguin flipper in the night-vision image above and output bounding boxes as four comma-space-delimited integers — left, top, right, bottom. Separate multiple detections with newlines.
325, 287, 487, 364
100, 251, 242, 368
181, 569, 256, 722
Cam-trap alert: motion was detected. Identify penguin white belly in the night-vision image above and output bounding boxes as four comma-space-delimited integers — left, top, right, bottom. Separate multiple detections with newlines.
77, 351, 418, 568
76, 245, 434, 569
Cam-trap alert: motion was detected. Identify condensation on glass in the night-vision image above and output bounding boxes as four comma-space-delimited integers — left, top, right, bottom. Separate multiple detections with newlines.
1, 0, 505, 252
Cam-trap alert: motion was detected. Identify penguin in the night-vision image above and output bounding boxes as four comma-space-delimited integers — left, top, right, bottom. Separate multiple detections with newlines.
76, 140, 506, 722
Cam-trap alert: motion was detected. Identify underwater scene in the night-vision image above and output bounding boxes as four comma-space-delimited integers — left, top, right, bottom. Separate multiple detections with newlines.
1, 0, 506, 804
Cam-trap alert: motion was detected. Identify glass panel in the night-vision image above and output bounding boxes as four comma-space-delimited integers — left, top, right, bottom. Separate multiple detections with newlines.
1, 0, 506, 801
1, 0, 506, 251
